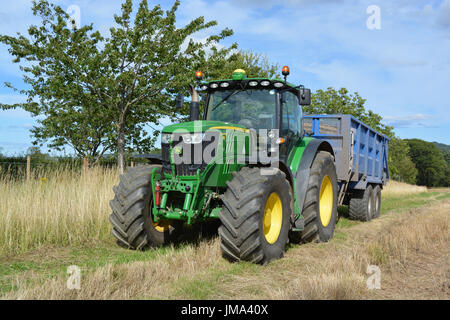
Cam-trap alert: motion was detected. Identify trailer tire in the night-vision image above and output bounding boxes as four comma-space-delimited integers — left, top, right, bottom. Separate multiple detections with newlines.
109, 165, 181, 249
371, 185, 381, 219
294, 151, 338, 243
349, 185, 374, 221
219, 167, 292, 264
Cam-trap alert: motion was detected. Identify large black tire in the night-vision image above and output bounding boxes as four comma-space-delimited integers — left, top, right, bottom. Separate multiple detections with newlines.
218, 167, 293, 264
292, 151, 338, 243
371, 185, 381, 219
109, 165, 180, 249
349, 185, 374, 221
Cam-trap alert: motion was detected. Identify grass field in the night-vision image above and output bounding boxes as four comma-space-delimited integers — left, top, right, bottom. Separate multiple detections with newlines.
0, 169, 449, 299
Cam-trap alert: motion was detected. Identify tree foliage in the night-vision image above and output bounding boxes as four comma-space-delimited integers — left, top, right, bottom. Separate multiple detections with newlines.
0, 0, 236, 172
388, 138, 418, 184
204, 50, 279, 80
406, 139, 448, 187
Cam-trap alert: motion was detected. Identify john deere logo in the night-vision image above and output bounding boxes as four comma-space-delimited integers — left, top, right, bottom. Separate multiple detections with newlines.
173, 146, 183, 155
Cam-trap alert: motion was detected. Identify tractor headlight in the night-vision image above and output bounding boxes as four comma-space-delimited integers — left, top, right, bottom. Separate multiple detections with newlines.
274, 82, 284, 88
260, 80, 270, 86
161, 133, 172, 144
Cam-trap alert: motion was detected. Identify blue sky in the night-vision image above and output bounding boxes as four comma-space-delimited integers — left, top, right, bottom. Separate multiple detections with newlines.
0, 0, 449, 155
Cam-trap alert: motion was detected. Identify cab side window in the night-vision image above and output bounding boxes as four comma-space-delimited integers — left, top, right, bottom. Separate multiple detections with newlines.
282, 91, 301, 137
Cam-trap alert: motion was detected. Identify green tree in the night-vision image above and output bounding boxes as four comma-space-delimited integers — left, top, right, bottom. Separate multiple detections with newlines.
0, 0, 236, 172
204, 50, 279, 80
406, 139, 447, 187
388, 138, 418, 184
306, 87, 394, 137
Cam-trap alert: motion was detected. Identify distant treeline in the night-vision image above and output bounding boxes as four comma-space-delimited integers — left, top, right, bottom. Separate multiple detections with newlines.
390, 138, 450, 188
0, 153, 148, 180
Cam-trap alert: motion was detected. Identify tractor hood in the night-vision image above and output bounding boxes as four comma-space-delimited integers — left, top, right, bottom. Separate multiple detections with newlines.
162, 120, 248, 134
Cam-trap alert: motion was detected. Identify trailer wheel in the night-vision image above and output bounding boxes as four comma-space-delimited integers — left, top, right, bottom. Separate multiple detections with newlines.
109, 165, 181, 249
371, 185, 381, 219
219, 167, 292, 264
292, 151, 338, 243
349, 185, 374, 221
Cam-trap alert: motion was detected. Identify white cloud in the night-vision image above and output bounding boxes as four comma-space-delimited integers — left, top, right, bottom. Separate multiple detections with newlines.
383, 113, 438, 128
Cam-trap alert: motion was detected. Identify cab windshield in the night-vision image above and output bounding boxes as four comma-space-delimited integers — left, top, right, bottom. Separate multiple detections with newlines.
206, 89, 277, 130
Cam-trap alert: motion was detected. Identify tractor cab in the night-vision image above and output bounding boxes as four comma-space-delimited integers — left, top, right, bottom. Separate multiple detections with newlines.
172, 68, 311, 160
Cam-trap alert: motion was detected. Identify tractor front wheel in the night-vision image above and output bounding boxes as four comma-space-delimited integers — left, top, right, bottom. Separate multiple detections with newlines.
109, 165, 180, 249
219, 167, 293, 264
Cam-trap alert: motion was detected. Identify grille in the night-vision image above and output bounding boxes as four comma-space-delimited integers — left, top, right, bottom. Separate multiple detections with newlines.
161, 137, 216, 176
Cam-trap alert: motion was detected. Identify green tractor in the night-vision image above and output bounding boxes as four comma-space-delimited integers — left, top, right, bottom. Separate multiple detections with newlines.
110, 68, 338, 264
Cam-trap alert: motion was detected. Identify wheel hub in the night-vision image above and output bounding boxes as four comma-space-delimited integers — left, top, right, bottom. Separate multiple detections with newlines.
319, 175, 333, 227
263, 192, 283, 244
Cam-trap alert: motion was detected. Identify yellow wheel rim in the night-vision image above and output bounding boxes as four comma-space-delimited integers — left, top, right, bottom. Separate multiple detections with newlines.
263, 192, 283, 244
153, 220, 172, 233
319, 175, 333, 227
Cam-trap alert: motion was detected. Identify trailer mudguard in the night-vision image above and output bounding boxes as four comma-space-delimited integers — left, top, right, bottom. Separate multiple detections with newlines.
294, 138, 334, 228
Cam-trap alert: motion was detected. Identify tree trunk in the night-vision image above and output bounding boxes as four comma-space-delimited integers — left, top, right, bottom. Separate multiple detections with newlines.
117, 129, 125, 174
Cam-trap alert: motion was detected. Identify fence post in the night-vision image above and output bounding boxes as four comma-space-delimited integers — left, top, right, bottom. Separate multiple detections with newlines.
27, 156, 31, 181
83, 157, 88, 175
131, 160, 134, 168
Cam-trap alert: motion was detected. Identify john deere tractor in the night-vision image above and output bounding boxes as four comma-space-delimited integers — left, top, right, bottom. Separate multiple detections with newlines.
109, 68, 338, 264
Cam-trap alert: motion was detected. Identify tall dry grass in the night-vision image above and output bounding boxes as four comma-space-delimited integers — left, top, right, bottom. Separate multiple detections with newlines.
0, 167, 118, 256
383, 180, 427, 198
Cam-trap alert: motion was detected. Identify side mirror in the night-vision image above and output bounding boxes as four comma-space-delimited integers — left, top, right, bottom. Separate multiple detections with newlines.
299, 88, 311, 106
175, 93, 184, 109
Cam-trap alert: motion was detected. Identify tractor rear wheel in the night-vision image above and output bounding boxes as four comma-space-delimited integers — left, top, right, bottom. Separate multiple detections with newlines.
291, 151, 338, 243
109, 165, 180, 249
349, 185, 374, 221
219, 167, 293, 264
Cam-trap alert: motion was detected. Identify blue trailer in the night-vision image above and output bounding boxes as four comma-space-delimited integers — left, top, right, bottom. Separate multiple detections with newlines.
303, 114, 390, 221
